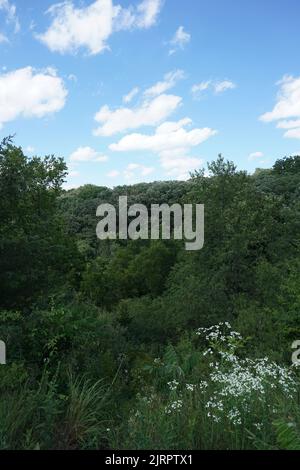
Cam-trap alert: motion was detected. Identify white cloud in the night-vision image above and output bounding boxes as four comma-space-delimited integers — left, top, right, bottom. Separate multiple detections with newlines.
127, 163, 140, 170
110, 118, 217, 180
169, 26, 191, 55
37, 0, 163, 55
114, 0, 162, 30
191, 79, 236, 98
37, 0, 113, 55
144, 69, 185, 97
248, 151, 264, 161
260, 76, 300, 122
260, 75, 300, 139
123, 87, 139, 103
110, 118, 216, 153
277, 119, 300, 129
191, 81, 211, 97
214, 80, 236, 94
0, 66, 67, 129
69, 146, 108, 162
94, 93, 182, 136
0, 0, 20, 33
135, 0, 162, 28
284, 128, 300, 139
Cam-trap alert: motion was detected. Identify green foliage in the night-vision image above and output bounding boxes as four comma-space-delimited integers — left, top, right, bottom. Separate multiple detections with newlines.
0, 138, 81, 309
1, 140, 300, 449
273, 419, 300, 450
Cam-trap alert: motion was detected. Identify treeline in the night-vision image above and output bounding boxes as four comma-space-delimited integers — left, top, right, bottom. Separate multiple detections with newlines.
0, 137, 300, 449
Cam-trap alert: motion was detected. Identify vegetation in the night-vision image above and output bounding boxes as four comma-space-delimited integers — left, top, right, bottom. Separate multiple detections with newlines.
0, 137, 300, 449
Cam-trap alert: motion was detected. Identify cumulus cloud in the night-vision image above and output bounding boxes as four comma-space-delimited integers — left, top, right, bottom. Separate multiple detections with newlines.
37, 0, 163, 55
110, 118, 216, 153
169, 26, 191, 55
276, 119, 300, 129
110, 118, 217, 180
37, 0, 113, 55
144, 69, 185, 97
260, 76, 300, 122
284, 128, 300, 139
94, 69, 185, 136
0, 66, 67, 129
260, 75, 300, 139
93, 93, 182, 136
69, 146, 108, 162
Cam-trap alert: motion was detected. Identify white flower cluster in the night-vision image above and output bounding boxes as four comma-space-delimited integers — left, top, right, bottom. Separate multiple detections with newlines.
197, 324, 297, 426
196, 323, 243, 354
165, 399, 183, 414
186, 384, 196, 392
167, 379, 179, 391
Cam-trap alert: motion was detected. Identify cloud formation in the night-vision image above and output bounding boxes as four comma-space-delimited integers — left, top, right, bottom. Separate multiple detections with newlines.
0, 0, 20, 33
110, 118, 217, 180
70, 146, 108, 162
169, 26, 191, 55
144, 69, 185, 97
191, 79, 236, 98
37, 0, 163, 55
0, 66, 67, 128
260, 75, 300, 139
123, 87, 139, 104
114, 0, 162, 30
94, 93, 182, 136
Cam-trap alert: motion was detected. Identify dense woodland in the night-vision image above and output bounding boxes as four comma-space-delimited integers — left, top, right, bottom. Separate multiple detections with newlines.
1, 136, 300, 450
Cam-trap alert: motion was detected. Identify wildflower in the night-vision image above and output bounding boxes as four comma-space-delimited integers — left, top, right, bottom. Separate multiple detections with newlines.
186, 384, 195, 392
254, 423, 262, 431
165, 399, 183, 414
167, 380, 179, 391
199, 381, 208, 390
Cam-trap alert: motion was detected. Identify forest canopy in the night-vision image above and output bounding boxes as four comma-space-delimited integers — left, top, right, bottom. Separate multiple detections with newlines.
0, 138, 300, 450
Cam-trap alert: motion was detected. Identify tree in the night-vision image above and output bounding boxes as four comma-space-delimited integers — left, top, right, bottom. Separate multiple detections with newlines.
0, 137, 80, 309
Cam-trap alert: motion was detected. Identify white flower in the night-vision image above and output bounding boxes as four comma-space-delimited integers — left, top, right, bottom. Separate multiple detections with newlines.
186, 384, 195, 392
168, 380, 179, 391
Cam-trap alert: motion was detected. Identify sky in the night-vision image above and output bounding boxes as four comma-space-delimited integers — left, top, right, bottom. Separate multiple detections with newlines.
0, 0, 300, 188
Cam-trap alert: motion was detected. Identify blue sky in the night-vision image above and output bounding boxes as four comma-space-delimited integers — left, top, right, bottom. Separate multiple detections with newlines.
1, 0, 300, 188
